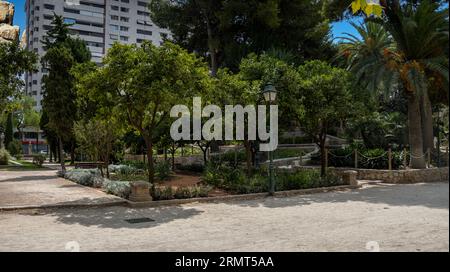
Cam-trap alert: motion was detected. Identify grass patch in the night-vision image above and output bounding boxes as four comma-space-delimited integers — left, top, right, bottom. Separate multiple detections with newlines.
0, 160, 46, 171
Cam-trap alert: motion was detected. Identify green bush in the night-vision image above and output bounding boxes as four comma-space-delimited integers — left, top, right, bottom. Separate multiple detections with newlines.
316, 147, 405, 170
7, 140, 22, 159
109, 164, 141, 175
201, 163, 224, 186
152, 185, 212, 200
32, 154, 46, 167
211, 150, 246, 167
103, 179, 131, 199
276, 169, 344, 191
174, 186, 212, 199
152, 186, 174, 201
202, 164, 267, 194
155, 160, 172, 181
327, 148, 354, 167
64, 169, 102, 187
0, 148, 10, 165
122, 160, 147, 170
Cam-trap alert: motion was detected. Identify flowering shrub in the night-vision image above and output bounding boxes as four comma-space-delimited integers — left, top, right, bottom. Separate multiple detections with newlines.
102, 179, 131, 199
108, 164, 141, 175
64, 169, 102, 187
152, 185, 212, 200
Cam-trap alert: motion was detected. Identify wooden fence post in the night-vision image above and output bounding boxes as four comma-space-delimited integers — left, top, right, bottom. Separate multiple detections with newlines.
325, 148, 328, 170
354, 149, 358, 169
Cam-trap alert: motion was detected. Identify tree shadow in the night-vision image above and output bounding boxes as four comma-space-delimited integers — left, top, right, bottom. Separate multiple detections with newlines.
0, 175, 57, 182
23, 202, 204, 229
222, 182, 449, 210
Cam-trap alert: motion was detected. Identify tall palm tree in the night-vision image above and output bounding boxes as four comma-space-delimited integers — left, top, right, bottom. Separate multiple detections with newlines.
338, 0, 448, 168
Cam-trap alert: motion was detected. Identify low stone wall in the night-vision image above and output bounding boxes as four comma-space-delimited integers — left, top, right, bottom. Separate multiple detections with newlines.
332, 167, 449, 184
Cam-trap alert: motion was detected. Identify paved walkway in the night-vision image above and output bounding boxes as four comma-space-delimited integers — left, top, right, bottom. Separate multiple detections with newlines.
0, 169, 125, 210
0, 182, 448, 252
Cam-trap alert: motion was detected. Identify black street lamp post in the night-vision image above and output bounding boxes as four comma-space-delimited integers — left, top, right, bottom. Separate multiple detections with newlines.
262, 83, 277, 195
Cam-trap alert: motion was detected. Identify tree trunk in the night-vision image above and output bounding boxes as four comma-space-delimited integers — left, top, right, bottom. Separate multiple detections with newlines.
244, 140, 253, 176
144, 136, 154, 184
56, 140, 60, 163
421, 91, 434, 152
171, 142, 176, 170
58, 136, 66, 173
408, 94, 426, 169
70, 140, 75, 165
49, 144, 53, 162
205, 18, 218, 77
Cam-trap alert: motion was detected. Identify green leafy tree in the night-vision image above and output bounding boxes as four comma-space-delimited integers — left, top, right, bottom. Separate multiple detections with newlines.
149, 0, 334, 73
74, 118, 123, 178
3, 113, 13, 148
338, 1, 449, 168
290, 60, 354, 176
74, 42, 212, 183
41, 14, 91, 172
0, 41, 37, 110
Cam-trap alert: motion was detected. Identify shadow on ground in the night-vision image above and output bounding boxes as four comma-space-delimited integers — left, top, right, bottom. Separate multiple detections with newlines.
18, 182, 448, 230
21, 199, 203, 229
224, 182, 449, 210
0, 175, 58, 183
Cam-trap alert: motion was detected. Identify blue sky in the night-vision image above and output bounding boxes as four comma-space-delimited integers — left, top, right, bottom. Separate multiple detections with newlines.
10, 0, 26, 35
9, 0, 359, 41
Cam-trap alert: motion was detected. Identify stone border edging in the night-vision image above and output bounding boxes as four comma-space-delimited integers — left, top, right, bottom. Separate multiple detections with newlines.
127, 184, 362, 208
1, 185, 361, 211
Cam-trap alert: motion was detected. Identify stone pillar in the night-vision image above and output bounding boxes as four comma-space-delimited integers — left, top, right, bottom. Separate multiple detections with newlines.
129, 181, 152, 202
0, 1, 19, 43
342, 170, 358, 186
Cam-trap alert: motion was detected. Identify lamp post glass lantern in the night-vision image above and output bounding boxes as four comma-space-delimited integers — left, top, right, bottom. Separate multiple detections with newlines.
262, 83, 277, 195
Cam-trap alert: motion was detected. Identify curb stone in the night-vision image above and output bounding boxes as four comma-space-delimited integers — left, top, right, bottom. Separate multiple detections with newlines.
127, 185, 362, 208
0, 185, 361, 211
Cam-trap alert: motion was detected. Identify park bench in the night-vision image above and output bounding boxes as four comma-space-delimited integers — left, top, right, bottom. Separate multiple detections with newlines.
74, 162, 104, 170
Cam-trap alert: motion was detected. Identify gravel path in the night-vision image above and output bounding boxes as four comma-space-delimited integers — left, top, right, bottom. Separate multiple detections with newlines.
0, 170, 125, 209
0, 182, 448, 252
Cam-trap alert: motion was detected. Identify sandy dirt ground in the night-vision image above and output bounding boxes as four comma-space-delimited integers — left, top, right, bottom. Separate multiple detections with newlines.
0, 170, 124, 209
0, 182, 448, 252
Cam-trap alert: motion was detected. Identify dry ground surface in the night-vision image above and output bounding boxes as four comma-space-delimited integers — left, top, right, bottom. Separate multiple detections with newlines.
0, 182, 448, 252
0, 169, 125, 209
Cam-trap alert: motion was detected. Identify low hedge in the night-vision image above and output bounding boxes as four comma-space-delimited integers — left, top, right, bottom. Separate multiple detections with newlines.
0, 148, 10, 165
103, 179, 131, 199
64, 169, 103, 187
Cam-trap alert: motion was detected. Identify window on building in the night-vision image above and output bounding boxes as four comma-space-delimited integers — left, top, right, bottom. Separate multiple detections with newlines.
137, 29, 152, 36
44, 4, 55, 10
137, 10, 150, 16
